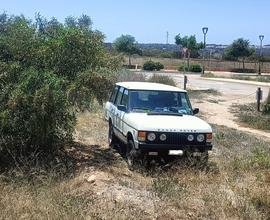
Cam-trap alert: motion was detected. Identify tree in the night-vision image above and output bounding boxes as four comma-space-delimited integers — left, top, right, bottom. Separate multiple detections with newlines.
175, 34, 203, 68
224, 38, 255, 69
113, 35, 141, 67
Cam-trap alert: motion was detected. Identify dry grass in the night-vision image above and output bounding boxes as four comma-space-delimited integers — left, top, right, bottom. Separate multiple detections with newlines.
1, 108, 270, 219
232, 103, 270, 131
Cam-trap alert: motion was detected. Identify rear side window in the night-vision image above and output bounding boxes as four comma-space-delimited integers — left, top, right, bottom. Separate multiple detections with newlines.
109, 86, 119, 103
115, 87, 124, 105
121, 89, 129, 107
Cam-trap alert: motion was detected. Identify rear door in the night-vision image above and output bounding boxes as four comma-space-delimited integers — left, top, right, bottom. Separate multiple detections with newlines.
114, 87, 124, 137
118, 88, 129, 135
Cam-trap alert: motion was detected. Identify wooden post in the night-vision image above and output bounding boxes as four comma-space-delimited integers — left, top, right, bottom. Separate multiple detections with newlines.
256, 87, 263, 112
184, 75, 187, 90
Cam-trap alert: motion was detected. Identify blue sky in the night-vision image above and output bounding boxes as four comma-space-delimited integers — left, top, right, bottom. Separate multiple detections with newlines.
1, 0, 269, 45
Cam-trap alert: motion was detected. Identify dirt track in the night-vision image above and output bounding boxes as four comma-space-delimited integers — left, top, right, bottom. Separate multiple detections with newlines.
142, 71, 270, 139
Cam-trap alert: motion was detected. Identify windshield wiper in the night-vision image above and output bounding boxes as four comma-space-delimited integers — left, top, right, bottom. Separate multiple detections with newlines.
132, 107, 151, 112
147, 112, 183, 116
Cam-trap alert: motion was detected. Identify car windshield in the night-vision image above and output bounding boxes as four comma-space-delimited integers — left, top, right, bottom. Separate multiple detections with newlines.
129, 90, 193, 115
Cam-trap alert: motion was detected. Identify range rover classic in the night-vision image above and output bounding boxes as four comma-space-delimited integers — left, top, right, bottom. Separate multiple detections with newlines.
104, 82, 213, 169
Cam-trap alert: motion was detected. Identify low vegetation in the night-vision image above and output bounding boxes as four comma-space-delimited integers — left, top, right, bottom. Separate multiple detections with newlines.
188, 89, 221, 99
1, 111, 270, 219
147, 74, 176, 86
178, 63, 202, 73
232, 103, 270, 131
202, 72, 270, 83
143, 60, 164, 71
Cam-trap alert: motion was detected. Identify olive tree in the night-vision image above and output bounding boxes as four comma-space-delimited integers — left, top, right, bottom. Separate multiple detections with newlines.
224, 38, 255, 69
175, 34, 203, 68
113, 35, 141, 67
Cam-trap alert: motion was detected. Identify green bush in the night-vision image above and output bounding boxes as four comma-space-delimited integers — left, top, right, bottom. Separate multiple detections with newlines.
0, 13, 121, 163
177, 64, 188, 72
178, 64, 202, 73
0, 69, 75, 156
143, 61, 164, 71
147, 74, 176, 86
189, 64, 202, 72
155, 62, 164, 71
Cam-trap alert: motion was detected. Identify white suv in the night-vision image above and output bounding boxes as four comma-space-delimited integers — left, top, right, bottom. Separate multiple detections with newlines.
105, 82, 213, 169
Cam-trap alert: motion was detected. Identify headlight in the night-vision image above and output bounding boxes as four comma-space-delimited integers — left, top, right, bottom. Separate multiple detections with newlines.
187, 134, 194, 141
197, 134, 205, 142
147, 132, 156, 141
160, 133, 167, 141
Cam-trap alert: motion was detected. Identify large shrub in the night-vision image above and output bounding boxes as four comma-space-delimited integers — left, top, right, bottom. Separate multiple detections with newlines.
0, 13, 121, 161
143, 61, 164, 71
178, 64, 202, 73
189, 64, 202, 72
0, 69, 75, 155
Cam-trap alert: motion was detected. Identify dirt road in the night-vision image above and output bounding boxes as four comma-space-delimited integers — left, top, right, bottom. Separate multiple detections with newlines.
142, 71, 270, 139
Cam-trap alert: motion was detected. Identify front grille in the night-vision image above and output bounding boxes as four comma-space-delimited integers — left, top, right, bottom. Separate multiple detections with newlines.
145, 132, 206, 145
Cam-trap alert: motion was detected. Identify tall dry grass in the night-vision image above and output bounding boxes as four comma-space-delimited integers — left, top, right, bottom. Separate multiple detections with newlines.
0, 109, 270, 219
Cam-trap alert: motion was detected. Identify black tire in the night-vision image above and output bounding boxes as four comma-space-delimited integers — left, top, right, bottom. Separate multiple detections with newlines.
108, 122, 116, 148
126, 140, 141, 171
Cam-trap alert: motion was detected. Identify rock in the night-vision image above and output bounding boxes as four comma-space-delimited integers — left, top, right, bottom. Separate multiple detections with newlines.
87, 175, 96, 183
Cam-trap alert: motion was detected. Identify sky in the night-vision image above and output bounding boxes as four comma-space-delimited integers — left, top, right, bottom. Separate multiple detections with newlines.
1, 0, 269, 45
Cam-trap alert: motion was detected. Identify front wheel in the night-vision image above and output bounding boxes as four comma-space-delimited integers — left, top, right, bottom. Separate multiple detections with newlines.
126, 140, 141, 171
185, 151, 209, 167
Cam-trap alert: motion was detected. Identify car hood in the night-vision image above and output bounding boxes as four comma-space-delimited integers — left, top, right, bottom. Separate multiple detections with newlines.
124, 113, 212, 133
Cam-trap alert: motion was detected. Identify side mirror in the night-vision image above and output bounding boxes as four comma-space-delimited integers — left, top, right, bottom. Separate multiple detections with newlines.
117, 105, 127, 112
193, 108, 199, 115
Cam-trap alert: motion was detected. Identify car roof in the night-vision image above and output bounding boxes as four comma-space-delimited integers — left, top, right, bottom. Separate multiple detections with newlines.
116, 81, 186, 92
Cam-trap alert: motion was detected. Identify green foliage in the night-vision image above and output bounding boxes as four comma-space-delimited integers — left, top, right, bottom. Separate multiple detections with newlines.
147, 74, 176, 86
0, 69, 75, 155
175, 34, 203, 68
143, 61, 164, 71
224, 38, 255, 69
178, 64, 188, 72
178, 64, 202, 72
189, 64, 202, 72
113, 35, 141, 55
143, 60, 156, 71
175, 34, 203, 51
113, 35, 141, 66
155, 62, 164, 70
0, 13, 121, 161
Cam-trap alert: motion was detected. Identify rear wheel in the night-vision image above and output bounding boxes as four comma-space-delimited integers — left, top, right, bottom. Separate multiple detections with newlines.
108, 122, 116, 148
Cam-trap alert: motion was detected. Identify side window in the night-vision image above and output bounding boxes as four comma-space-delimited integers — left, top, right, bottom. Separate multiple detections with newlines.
121, 89, 129, 107
110, 86, 119, 103
115, 87, 124, 105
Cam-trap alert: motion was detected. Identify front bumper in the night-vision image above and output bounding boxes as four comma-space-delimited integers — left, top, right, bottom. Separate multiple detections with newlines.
138, 143, 212, 152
